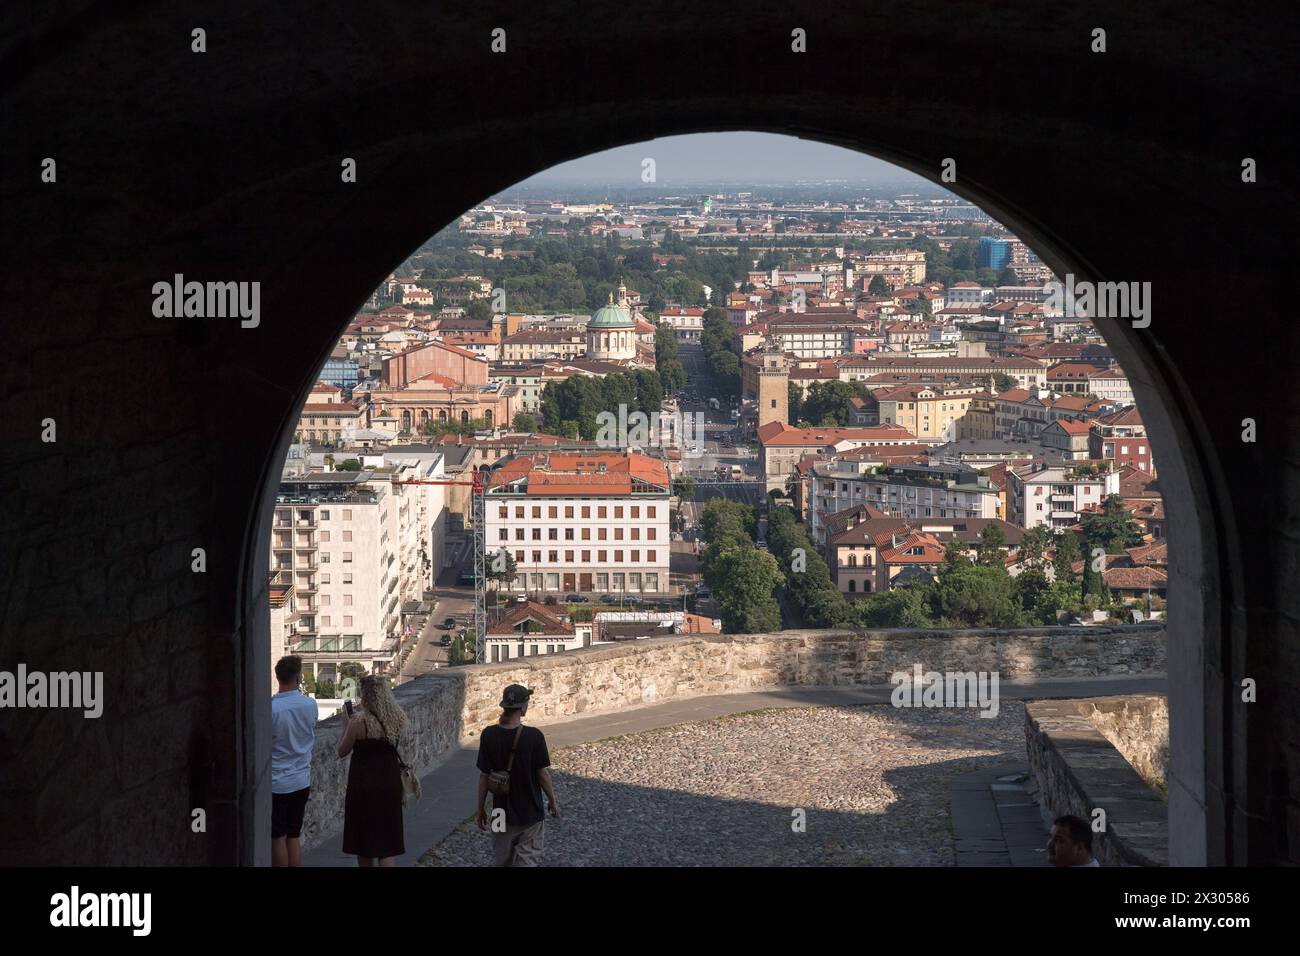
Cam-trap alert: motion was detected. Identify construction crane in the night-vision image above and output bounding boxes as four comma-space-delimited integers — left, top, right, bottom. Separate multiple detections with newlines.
394, 473, 487, 663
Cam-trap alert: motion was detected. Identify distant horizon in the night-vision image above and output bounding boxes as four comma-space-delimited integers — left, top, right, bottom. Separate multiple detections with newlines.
510, 132, 945, 192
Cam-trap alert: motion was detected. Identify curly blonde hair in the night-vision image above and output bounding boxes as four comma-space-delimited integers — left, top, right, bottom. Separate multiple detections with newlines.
358, 675, 407, 742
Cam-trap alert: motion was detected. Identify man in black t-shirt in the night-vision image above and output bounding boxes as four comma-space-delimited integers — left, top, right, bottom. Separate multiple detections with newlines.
475, 684, 559, 866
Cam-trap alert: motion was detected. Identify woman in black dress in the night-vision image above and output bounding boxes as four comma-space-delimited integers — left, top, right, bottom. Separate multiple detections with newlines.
337, 675, 408, 866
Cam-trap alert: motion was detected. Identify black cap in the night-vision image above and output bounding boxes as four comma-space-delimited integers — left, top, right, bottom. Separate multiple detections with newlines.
499, 684, 533, 708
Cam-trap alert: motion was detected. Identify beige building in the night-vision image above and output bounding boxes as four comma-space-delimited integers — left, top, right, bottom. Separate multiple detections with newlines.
269, 457, 446, 682
874, 385, 979, 441
484, 451, 672, 596
295, 402, 363, 445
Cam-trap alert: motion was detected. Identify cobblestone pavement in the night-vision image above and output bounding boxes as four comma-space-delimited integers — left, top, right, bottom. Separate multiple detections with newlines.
417, 701, 1027, 866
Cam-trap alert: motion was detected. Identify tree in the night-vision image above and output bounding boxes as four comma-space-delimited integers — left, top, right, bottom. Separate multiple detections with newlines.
855, 586, 933, 628
992, 373, 1016, 393
1081, 494, 1144, 554
1020, 525, 1054, 568
336, 458, 362, 471
1052, 530, 1082, 581
976, 523, 1008, 566
485, 548, 518, 619
673, 476, 695, 499
996, 266, 1019, 287
465, 298, 493, 325
931, 560, 1025, 628
710, 548, 784, 633
868, 275, 888, 295
512, 411, 538, 432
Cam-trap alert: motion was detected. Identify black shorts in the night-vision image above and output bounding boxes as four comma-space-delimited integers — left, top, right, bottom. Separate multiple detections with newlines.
271, 787, 311, 839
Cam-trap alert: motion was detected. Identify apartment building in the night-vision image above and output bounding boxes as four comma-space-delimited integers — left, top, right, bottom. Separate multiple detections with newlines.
484, 451, 672, 596
269, 458, 445, 681
659, 307, 705, 342
500, 329, 586, 362
873, 384, 981, 441
808, 459, 1000, 542
855, 250, 927, 285
837, 354, 1046, 390
757, 422, 920, 487
1007, 462, 1121, 530
295, 401, 363, 445
489, 363, 544, 412
1090, 406, 1154, 474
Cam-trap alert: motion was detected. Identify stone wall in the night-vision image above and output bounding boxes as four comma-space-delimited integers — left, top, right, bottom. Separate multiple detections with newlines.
1081, 695, 1170, 794
1025, 696, 1169, 866
302, 625, 1165, 850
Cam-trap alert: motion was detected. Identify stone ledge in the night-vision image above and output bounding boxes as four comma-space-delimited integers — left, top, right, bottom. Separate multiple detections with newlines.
301, 625, 1166, 851
1025, 697, 1169, 866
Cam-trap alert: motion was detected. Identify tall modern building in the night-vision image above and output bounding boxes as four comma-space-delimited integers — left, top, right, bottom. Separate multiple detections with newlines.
268, 456, 446, 682
977, 237, 1013, 271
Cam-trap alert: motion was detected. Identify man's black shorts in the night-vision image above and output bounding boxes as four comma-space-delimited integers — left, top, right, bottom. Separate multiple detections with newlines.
271, 787, 311, 839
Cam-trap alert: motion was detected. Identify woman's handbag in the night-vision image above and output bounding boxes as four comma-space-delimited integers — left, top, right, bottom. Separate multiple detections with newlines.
486, 725, 524, 797
375, 713, 421, 807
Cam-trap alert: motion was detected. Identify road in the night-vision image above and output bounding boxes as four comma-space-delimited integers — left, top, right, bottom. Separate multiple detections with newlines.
398, 531, 476, 682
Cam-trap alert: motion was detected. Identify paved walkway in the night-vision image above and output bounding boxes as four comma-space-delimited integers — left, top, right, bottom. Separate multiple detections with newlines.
950, 764, 1049, 866
304, 674, 1164, 866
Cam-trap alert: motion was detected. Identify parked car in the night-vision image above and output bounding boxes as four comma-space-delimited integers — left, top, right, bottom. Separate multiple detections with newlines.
624, 595, 643, 606
442, 616, 456, 629
566, 594, 590, 603
439, 634, 451, 646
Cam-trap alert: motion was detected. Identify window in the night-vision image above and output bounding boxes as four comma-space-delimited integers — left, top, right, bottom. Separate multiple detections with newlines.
647, 528, 656, 540
320, 573, 330, 584
515, 507, 524, 519
515, 528, 524, 540
614, 506, 624, 519
344, 615, 353, 626
614, 528, 623, 540
320, 510, 330, 520
644, 573, 658, 591
320, 530, 330, 542
548, 528, 558, 541
342, 552, 352, 563
515, 550, 524, 562
631, 528, 639, 540
648, 507, 656, 518
548, 506, 558, 519
581, 528, 590, 540
581, 506, 591, 519
631, 506, 640, 519
549, 551, 558, 563
532, 528, 541, 540
631, 551, 639, 562
598, 550, 607, 562
322, 615, 331, 625
499, 529, 508, 540
343, 510, 352, 521
564, 528, 574, 540
565, 506, 574, 519
321, 553, 330, 563
565, 550, 574, 562
532, 507, 541, 519
533, 551, 542, 563
499, 507, 508, 518
614, 550, 623, 562
342, 572, 351, 584
598, 507, 607, 519
646, 550, 656, 562
581, 550, 591, 561
598, 528, 607, 540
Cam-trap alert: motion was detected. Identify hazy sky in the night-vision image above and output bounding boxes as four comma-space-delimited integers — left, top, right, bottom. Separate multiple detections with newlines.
516, 132, 931, 189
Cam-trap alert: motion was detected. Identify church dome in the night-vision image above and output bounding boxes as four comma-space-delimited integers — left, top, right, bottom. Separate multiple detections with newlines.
587, 296, 635, 329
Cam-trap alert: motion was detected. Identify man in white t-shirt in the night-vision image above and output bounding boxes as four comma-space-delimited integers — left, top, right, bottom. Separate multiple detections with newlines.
271, 655, 318, 866
1048, 814, 1102, 867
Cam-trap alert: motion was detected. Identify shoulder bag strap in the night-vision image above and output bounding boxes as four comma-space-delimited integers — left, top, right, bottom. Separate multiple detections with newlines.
505, 724, 524, 773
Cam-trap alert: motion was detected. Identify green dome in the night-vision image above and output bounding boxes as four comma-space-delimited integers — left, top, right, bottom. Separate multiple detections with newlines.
588, 301, 635, 329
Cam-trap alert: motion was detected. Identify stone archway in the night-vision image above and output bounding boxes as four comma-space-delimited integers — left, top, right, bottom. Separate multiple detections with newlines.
8, 2, 1288, 868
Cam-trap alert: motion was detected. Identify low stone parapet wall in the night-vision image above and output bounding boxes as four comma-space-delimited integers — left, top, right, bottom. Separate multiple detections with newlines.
301, 624, 1165, 850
